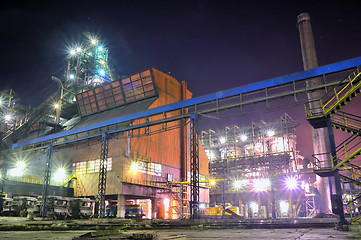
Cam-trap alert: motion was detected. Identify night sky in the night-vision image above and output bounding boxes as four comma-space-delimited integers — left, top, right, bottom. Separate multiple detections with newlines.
1, 0, 361, 158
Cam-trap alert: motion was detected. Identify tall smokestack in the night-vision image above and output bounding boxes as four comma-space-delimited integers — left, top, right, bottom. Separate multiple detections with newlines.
297, 13, 332, 214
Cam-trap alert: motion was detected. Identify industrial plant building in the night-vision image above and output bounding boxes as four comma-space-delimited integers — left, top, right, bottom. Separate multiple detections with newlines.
1, 12, 361, 223
0, 38, 209, 219
201, 114, 318, 218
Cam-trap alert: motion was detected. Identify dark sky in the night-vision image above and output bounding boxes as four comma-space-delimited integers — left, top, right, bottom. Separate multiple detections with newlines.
1, 0, 361, 158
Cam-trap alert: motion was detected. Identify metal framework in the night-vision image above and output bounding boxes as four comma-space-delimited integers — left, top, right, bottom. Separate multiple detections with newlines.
11, 57, 361, 152
190, 115, 200, 218
7, 56, 361, 220
1, 168, 6, 194
98, 133, 109, 218
41, 146, 53, 217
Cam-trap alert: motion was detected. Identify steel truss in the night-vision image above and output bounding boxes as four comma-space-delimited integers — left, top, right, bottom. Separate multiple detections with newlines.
190, 115, 200, 219
41, 146, 53, 217
98, 133, 110, 218
7, 56, 361, 220
12, 57, 361, 152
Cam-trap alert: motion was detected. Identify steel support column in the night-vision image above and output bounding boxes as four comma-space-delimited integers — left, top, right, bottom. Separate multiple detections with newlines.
1, 168, 6, 194
327, 119, 346, 225
41, 146, 53, 217
98, 133, 110, 218
190, 115, 199, 219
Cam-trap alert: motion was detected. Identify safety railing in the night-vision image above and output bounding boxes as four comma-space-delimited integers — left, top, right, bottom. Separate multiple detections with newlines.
305, 69, 361, 119
311, 152, 335, 171
332, 111, 361, 134
334, 136, 361, 170
350, 203, 361, 223
322, 71, 361, 116
121, 177, 169, 189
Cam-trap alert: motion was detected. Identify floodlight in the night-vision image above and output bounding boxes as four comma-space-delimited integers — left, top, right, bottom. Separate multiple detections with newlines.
233, 180, 243, 190
69, 49, 76, 55
240, 134, 247, 141
219, 137, 226, 144
234, 179, 249, 190
76, 47, 82, 53
90, 38, 98, 45
285, 176, 298, 190
267, 130, 275, 137
98, 69, 105, 76
279, 200, 289, 214
4, 114, 12, 122
253, 178, 271, 192
249, 202, 258, 212
10, 161, 26, 177
130, 162, 139, 172
54, 168, 66, 182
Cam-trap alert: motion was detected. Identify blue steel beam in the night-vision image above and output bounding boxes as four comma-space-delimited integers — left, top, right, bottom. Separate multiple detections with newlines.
12, 56, 361, 149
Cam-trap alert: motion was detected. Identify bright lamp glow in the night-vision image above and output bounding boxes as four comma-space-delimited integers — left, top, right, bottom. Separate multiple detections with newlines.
279, 200, 289, 214
98, 69, 105, 76
54, 168, 66, 182
267, 130, 275, 137
240, 134, 247, 141
209, 180, 216, 186
250, 202, 258, 212
69, 49, 76, 55
76, 47, 82, 53
10, 161, 26, 177
53, 103, 60, 109
219, 137, 226, 144
130, 162, 139, 172
253, 178, 271, 192
4, 114, 12, 122
90, 38, 98, 45
285, 176, 298, 190
69, 74, 75, 80
233, 179, 248, 190
98, 46, 104, 51
199, 203, 206, 210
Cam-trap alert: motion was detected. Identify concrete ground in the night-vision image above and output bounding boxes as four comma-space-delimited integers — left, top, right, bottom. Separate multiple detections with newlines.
0, 217, 360, 239
0, 228, 357, 239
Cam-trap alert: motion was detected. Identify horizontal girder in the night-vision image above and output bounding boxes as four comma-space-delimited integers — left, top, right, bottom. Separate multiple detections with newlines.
11, 56, 361, 150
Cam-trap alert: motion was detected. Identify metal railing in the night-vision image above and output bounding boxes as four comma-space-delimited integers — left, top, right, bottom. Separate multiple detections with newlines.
305, 69, 361, 119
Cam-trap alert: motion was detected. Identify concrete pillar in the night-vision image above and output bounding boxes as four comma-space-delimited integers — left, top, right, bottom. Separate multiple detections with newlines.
117, 194, 125, 218
297, 13, 332, 214
151, 198, 157, 219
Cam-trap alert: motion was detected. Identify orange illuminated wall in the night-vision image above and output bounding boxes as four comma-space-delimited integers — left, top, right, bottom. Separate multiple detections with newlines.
127, 68, 209, 179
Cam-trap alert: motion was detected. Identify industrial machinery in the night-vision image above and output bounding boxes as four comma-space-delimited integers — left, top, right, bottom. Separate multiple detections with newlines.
1, 196, 37, 217
125, 204, 145, 219
69, 198, 93, 219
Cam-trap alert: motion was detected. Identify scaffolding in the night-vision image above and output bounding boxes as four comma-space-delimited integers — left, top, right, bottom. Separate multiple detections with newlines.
202, 113, 299, 179
201, 113, 315, 218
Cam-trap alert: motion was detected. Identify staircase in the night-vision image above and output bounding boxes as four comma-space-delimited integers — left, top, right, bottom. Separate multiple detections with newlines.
305, 69, 361, 128
304, 68, 361, 222
339, 173, 361, 222
332, 111, 361, 137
